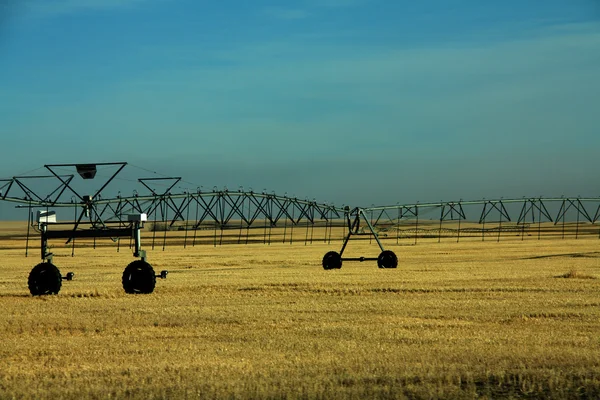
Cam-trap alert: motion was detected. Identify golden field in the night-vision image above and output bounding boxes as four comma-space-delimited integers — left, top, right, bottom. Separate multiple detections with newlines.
0, 221, 599, 399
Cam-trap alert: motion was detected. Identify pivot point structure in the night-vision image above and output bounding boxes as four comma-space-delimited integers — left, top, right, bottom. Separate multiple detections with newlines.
4, 162, 168, 296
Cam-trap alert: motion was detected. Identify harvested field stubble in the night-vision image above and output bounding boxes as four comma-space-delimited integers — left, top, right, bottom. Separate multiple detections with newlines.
0, 229, 599, 399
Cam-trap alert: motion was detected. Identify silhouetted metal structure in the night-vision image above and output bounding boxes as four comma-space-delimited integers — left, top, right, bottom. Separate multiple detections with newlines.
1, 162, 599, 295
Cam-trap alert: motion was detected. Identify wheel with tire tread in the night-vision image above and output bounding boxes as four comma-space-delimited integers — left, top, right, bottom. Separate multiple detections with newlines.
322, 251, 342, 270
377, 250, 398, 269
122, 260, 156, 294
28, 262, 62, 296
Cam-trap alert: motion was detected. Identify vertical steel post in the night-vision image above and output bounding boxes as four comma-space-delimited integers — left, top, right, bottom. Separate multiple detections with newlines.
184, 193, 190, 249
162, 198, 168, 251
283, 202, 288, 244
482, 203, 486, 242
457, 205, 462, 243
289, 203, 295, 245
192, 196, 199, 247
40, 223, 47, 261
26, 203, 32, 257
414, 205, 419, 245
497, 205, 502, 243
133, 221, 141, 257
438, 204, 444, 243
538, 200, 542, 240
562, 199, 566, 240
576, 202, 580, 239
71, 204, 77, 257
239, 199, 245, 245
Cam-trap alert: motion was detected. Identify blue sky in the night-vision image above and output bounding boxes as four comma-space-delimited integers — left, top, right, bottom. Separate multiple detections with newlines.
1, 0, 599, 211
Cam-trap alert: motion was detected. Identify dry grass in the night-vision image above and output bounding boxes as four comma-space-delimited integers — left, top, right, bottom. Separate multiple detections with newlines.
556, 268, 597, 280
0, 224, 599, 399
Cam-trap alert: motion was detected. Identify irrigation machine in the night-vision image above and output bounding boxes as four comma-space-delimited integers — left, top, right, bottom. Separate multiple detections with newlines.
1, 162, 168, 295
2, 161, 600, 296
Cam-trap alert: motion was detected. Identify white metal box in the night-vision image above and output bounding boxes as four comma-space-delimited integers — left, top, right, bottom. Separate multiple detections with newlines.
127, 213, 148, 222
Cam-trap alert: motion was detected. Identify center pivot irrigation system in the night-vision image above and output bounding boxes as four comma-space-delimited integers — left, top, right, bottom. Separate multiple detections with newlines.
1, 162, 600, 296
0, 162, 395, 295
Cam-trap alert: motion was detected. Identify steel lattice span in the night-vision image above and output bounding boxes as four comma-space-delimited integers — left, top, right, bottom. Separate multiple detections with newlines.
1, 162, 599, 295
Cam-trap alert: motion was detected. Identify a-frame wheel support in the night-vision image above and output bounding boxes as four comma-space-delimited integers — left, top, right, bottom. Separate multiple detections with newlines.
322, 207, 398, 270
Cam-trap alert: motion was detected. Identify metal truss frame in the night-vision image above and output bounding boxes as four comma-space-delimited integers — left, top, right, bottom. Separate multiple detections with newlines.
1, 164, 599, 248
1, 162, 600, 295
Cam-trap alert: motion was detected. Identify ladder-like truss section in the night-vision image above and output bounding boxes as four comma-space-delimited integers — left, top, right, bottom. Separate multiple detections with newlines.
1, 164, 599, 246
363, 198, 600, 243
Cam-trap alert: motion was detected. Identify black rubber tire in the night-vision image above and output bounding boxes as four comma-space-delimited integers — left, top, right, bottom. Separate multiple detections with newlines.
28, 262, 62, 296
322, 251, 342, 270
377, 250, 398, 269
122, 260, 156, 294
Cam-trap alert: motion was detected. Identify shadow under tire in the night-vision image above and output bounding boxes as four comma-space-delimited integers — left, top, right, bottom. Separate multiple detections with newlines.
28, 262, 62, 296
377, 250, 398, 269
122, 260, 156, 294
322, 251, 342, 270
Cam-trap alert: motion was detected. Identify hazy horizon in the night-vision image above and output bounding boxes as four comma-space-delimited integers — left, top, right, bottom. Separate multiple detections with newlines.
1, 1, 599, 218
